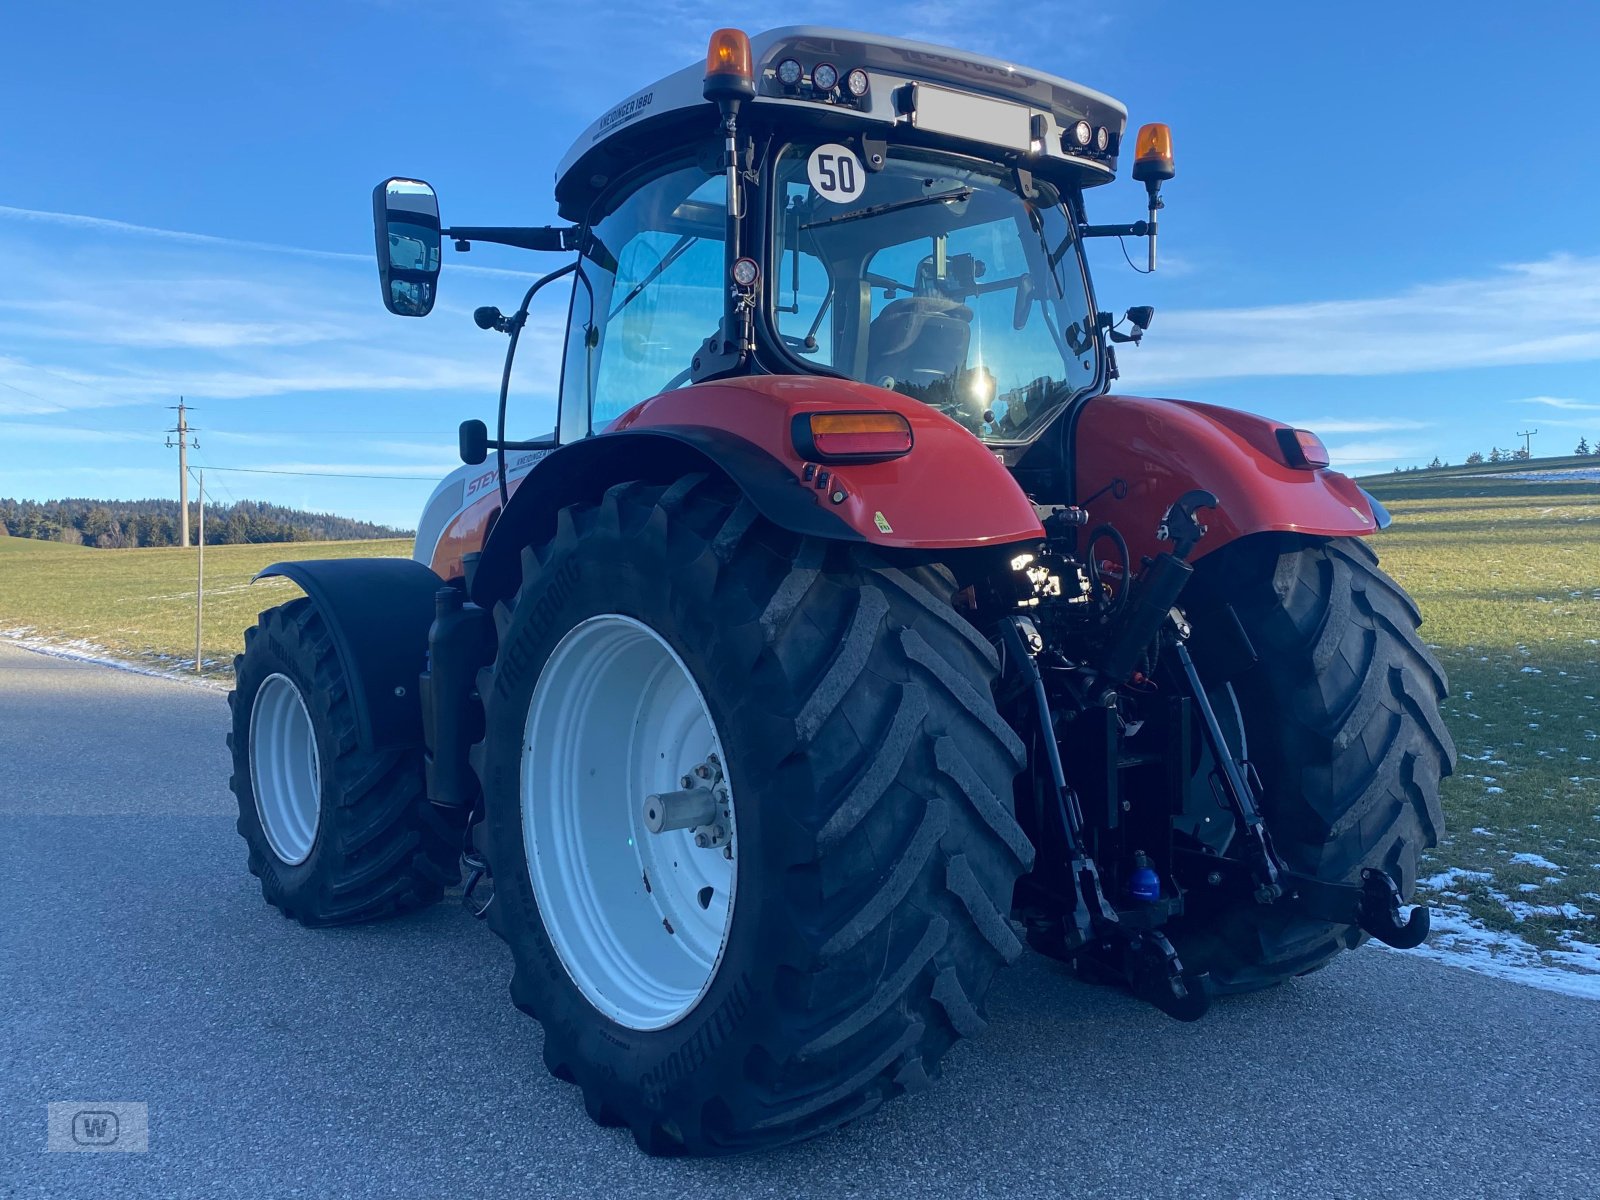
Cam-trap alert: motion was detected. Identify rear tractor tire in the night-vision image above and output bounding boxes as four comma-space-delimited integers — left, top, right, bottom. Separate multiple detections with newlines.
472, 474, 1033, 1155
227, 598, 460, 925
1172, 535, 1455, 991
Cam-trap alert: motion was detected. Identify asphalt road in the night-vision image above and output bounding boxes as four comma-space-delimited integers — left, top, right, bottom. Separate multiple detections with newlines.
3, 641, 1596, 1199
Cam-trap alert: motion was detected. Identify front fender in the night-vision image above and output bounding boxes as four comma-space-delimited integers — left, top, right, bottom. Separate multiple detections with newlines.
255, 557, 443, 751
1073, 394, 1379, 564
471, 377, 1044, 607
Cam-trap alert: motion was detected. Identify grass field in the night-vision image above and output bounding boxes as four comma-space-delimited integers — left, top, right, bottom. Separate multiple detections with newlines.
3, 464, 1597, 983
1361, 465, 1600, 974
0, 535, 412, 680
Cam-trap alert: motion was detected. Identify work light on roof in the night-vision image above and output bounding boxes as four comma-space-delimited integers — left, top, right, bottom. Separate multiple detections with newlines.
1095, 125, 1110, 152
776, 58, 803, 87
812, 62, 839, 92
845, 68, 870, 98
1070, 119, 1093, 148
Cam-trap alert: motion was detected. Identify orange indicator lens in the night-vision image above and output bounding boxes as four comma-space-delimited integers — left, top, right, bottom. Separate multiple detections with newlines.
1292, 429, 1330, 468
1277, 427, 1331, 469
802, 411, 913, 460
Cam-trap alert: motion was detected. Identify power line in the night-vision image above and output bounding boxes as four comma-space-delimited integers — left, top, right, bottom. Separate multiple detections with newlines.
0, 377, 67, 411
198, 464, 438, 481
187, 459, 284, 547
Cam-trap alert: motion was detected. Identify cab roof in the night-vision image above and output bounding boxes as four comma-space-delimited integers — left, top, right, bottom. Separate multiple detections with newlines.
554, 26, 1129, 219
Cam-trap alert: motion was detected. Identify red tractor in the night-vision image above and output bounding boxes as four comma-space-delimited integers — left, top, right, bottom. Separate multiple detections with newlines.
229, 27, 1454, 1155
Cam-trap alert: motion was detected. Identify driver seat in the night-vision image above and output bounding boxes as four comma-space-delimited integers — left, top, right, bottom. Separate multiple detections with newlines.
865, 297, 973, 389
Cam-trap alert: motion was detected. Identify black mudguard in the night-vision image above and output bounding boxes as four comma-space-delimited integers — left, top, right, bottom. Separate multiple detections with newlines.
254, 557, 444, 752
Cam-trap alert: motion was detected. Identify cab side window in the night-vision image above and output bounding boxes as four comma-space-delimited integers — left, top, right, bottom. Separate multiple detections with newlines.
560, 166, 727, 436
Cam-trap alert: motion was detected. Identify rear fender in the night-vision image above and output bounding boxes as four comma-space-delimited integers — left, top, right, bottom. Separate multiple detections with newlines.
254, 558, 443, 751
1073, 394, 1379, 565
470, 377, 1043, 607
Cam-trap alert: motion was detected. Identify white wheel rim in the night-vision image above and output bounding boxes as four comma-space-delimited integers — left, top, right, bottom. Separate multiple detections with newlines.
522, 614, 737, 1031
249, 673, 321, 866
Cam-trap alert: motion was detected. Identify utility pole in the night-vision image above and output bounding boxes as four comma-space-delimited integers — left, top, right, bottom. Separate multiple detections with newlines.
165, 401, 199, 548
1517, 428, 1538, 458
195, 469, 205, 675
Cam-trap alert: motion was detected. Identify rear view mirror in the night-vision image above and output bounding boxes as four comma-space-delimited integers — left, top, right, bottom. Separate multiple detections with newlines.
372, 178, 441, 317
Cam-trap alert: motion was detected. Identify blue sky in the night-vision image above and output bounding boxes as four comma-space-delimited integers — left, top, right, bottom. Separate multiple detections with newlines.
3, 1, 1598, 528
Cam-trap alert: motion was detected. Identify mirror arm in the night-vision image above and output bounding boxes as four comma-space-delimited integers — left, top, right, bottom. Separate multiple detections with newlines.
1078, 220, 1151, 239
492, 434, 557, 452
443, 225, 581, 253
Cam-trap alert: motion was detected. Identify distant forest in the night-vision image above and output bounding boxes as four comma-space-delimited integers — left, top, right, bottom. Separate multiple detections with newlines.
0, 497, 411, 548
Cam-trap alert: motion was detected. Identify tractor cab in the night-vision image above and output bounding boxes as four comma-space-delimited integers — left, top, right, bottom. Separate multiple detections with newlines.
559, 129, 1101, 447
375, 27, 1174, 457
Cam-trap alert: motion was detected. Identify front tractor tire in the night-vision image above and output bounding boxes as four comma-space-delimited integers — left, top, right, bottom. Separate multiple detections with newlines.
473, 475, 1033, 1155
227, 598, 459, 925
1174, 536, 1456, 991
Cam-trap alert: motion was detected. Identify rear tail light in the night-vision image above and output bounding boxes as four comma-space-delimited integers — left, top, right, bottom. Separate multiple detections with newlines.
792, 411, 913, 462
1277, 427, 1330, 470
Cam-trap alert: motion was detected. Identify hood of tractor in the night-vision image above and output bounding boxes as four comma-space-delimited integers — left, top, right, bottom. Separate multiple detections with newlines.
555, 26, 1128, 219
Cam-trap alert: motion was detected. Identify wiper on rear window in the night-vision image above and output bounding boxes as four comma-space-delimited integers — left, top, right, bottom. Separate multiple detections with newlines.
802, 187, 974, 231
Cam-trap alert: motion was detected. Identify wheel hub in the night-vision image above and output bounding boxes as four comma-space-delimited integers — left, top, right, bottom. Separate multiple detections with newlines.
522, 614, 737, 1031
248, 672, 321, 866
642, 754, 732, 851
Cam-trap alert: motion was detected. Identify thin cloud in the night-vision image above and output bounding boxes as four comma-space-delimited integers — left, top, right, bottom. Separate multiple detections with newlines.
0, 203, 540, 281
0, 227, 567, 412
1515, 395, 1600, 411
1510, 418, 1600, 431
246, 460, 460, 478
1323, 439, 1428, 466
1288, 417, 1430, 433
0, 420, 146, 444
1125, 253, 1600, 387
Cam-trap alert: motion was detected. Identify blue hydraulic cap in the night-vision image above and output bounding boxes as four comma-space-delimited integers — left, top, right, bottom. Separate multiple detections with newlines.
1129, 851, 1161, 903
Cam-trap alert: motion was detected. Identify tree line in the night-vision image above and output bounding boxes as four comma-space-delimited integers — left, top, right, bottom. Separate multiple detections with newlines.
0, 497, 410, 548
1393, 439, 1599, 472
1463, 437, 1599, 464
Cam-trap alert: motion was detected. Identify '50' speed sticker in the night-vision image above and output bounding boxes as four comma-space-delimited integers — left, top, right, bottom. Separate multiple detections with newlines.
807, 144, 866, 203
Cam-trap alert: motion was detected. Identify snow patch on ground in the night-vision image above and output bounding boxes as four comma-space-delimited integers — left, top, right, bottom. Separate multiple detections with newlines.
1420, 867, 1494, 889
1502, 901, 1593, 923
0, 627, 225, 690
1509, 852, 1562, 871
1483, 467, 1600, 483
1397, 904, 1600, 1001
